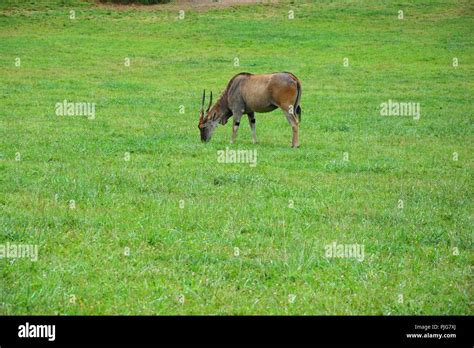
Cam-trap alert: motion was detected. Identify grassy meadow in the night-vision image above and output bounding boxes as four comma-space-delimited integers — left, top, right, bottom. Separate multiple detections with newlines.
0, 0, 472, 315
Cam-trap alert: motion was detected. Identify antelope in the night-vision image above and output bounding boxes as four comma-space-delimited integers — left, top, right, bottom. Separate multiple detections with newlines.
198, 72, 302, 147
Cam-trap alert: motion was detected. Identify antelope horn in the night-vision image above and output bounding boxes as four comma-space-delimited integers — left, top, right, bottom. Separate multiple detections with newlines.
207, 91, 213, 111
200, 89, 206, 112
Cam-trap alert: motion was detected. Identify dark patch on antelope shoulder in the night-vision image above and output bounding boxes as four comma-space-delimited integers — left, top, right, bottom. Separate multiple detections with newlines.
219, 113, 232, 125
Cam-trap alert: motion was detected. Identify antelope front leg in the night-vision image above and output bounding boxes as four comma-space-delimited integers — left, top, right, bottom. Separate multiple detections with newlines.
248, 112, 257, 144
231, 112, 243, 144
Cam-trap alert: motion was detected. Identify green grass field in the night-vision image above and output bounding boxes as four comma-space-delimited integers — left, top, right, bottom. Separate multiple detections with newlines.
0, 0, 472, 315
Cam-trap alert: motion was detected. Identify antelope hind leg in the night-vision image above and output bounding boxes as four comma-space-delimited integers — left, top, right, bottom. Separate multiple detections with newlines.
283, 109, 299, 148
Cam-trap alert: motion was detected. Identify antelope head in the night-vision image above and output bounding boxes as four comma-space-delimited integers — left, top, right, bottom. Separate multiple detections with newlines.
198, 90, 218, 143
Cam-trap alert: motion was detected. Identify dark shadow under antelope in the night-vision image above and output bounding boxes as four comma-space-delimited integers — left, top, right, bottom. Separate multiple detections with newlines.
198, 72, 302, 147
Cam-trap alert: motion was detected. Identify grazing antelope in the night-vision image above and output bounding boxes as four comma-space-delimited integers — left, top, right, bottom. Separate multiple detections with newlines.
198, 72, 302, 147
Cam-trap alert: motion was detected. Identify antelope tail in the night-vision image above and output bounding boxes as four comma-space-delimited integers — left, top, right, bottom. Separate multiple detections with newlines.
294, 79, 302, 123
